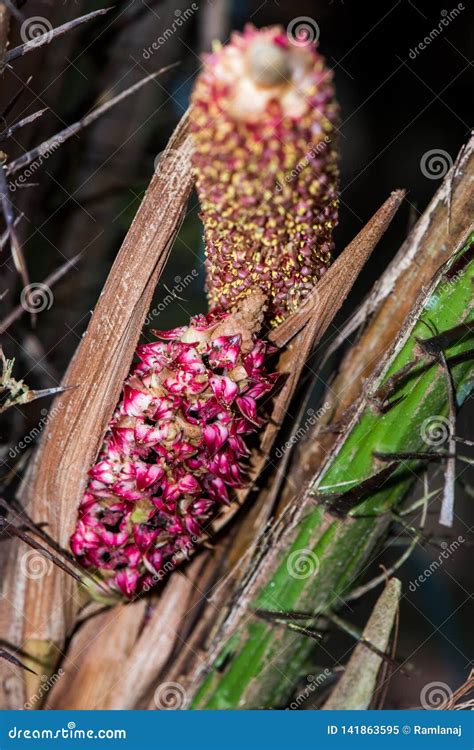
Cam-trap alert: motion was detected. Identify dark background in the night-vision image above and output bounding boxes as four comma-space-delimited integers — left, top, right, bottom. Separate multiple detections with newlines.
0, 0, 472, 708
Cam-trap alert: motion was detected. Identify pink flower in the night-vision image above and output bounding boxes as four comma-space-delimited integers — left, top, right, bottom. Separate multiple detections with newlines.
71, 308, 276, 598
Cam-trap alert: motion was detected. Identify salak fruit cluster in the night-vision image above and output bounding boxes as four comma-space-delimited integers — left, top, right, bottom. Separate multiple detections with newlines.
71, 25, 339, 597
71, 298, 276, 597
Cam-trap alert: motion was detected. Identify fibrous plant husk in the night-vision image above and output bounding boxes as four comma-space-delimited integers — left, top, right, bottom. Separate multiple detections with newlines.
0, 112, 194, 706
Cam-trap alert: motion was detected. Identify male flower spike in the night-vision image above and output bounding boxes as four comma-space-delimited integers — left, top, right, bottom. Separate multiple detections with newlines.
191, 24, 339, 325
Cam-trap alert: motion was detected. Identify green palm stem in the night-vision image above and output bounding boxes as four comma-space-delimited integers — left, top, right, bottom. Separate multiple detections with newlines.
190, 230, 474, 709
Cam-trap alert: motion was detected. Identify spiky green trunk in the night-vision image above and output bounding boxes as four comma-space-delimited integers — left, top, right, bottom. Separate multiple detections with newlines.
191, 231, 474, 709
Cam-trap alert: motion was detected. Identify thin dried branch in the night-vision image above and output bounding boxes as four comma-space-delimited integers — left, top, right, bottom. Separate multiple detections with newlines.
345, 538, 418, 602
1, 63, 178, 331
0, 648, 35, 674
1, 76, 32, 119
0, 516, 82, 584
325, 611, 402, 671
444, 669, 474, 710
5, 7, 113, 62
0, 347, 70, 412
2, 496, 109, 595
418, 336, 459, 528
0, 167, 28, 292
5, 63, 179, 176
0, 107, 48, 141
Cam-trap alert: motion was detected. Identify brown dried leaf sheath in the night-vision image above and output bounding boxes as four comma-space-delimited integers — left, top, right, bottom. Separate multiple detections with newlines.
0, 113, 193, 707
